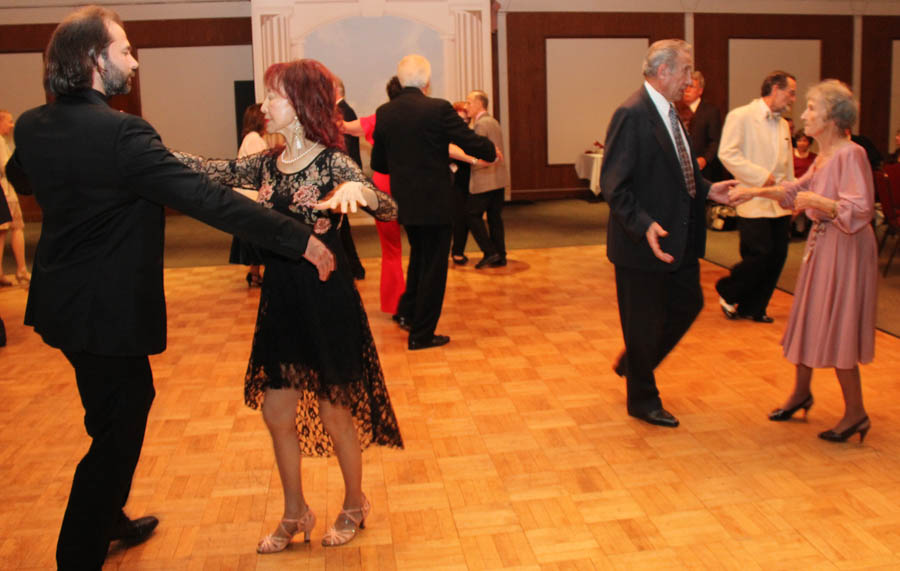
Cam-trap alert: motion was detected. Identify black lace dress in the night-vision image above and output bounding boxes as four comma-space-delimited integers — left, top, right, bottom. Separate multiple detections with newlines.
177, 148, 404, 456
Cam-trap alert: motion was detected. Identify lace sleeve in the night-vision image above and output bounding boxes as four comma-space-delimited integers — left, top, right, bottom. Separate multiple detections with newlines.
329, 151, 398, 222
172, 150, 268, 190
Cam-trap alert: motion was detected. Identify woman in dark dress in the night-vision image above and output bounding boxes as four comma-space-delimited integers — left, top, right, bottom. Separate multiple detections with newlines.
177, 59, 403, 551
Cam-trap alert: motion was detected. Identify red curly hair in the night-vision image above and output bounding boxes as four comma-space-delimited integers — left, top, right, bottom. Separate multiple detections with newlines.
263, 59, 345, 151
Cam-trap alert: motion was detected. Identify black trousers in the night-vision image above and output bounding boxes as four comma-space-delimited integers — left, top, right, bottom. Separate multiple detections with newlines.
57, 351, 155, 571
467, 188, 506, 258
451, 183, 469, 256
615, 258, 703, 415
397, 224, 452, 343
715, 215, 790, 317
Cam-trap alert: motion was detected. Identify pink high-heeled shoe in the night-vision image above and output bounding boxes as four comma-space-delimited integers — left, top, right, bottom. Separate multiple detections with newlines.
321, 497, 370, 547
256, 508, 316, 554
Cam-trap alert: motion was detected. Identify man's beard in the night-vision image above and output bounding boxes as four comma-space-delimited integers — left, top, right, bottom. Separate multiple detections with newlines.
100, 56, 132, 96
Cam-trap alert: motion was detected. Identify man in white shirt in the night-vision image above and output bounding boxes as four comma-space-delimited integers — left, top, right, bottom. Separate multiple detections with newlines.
716, 71, 796, 323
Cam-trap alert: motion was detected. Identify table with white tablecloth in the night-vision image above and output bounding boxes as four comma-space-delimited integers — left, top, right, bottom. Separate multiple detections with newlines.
574, 152, 604, 195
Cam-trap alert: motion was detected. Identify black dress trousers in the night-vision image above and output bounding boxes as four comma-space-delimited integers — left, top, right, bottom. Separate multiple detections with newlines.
397, 224, 452, 343
57, 351, 155, 571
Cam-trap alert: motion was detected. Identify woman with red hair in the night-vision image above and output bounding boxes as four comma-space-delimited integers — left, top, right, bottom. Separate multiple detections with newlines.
176, 59, 403, 550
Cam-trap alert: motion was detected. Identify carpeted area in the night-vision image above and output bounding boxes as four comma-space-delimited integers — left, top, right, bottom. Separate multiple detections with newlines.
5, 197, 899, 335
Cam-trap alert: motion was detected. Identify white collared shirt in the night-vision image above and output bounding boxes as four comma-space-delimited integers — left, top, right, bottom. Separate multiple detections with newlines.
643, 81, 692, 160
689, 97, 701, 113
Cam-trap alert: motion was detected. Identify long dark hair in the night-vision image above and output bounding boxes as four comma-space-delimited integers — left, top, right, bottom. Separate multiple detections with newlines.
44, 6, 123, 97
241, 103, 266, 139
263, 60, 344, 150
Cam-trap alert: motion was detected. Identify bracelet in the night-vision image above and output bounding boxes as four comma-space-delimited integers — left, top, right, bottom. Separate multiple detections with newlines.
471, 157, 478, 165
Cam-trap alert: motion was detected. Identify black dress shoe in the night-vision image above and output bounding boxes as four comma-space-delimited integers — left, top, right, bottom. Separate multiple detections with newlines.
741, 313, 774, 323
475, 253, 502, 269
408, 334, 450, 350
718, 296, 738, 320
490, 256, 507, 267
353, 267, 366, 280
612, 350, 627, 378
391, 314, 411, 331
452, 254, 468, 265
110, 515, 159, 544
629, 408, 679, 427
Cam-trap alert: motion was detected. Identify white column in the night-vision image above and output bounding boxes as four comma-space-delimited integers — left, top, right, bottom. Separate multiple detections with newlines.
253, 12, 291, 100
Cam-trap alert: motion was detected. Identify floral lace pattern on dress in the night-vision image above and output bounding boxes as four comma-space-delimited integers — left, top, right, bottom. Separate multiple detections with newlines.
174, 147, 403, 457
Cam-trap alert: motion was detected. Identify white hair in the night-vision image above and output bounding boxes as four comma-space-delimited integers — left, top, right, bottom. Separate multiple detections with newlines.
643, 39, 691, 78
397, 54, 431, 89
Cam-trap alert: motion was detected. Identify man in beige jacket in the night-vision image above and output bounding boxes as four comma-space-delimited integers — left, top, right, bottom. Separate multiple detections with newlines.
465, 90, 509, 268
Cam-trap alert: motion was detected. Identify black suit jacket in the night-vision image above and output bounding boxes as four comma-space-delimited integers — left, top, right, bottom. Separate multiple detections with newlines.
337, 99, 362, 167
371, 87, 495, 225
688, 99, 723, 180
601, 86, 711, 271
8, 89, 312, 356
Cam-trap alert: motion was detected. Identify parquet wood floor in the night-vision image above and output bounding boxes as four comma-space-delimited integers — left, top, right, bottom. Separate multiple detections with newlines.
1, 245, 899, 570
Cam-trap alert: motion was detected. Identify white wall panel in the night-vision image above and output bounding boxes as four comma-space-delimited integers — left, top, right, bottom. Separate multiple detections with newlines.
138, 45, 253, 160
545, 38, 647, 165
890, 40, 900, 154
728, 39, 820, 130
0, 53, 46, 121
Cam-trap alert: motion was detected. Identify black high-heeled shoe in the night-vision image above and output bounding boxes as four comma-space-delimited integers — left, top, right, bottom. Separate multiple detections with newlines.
768, 394, 814, 421
818, 415, 870, 443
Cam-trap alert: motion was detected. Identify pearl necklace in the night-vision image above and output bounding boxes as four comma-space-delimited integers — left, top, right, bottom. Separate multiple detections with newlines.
280, 142, 321, 164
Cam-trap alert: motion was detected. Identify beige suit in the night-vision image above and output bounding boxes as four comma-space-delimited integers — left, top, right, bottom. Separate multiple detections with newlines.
469, 113, 508, 195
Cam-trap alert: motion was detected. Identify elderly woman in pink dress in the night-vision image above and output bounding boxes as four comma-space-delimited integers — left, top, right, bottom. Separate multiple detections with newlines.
731, 80, 877, 443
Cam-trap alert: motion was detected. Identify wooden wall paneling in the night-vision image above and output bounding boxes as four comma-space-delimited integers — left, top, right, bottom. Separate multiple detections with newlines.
505, 12, 683, 200
860, 16, 900, 157
693, 14, 853, 128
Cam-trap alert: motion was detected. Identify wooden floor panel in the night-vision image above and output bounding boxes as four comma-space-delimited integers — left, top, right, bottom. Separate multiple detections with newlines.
1, 245, 899, 569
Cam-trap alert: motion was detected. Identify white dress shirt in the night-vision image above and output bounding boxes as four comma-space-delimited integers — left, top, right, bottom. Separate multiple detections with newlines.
644, 81, 692, 161
718, 98, 794, 218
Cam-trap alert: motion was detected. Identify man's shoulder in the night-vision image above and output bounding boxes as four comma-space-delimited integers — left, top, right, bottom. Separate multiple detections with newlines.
724, 99, 757, 120
475, 114, 501, 127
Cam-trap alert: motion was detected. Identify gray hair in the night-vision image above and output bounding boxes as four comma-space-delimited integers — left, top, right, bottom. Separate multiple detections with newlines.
397, 54, 431, 89
469, 89, 488, 109
692, 70, 705, 89
808, 79, 857, 131
642, 39, 691, 78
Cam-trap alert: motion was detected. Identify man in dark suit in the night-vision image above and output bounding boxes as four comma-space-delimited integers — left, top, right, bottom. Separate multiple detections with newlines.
601, 39, 735, 428
334, 78, 366, 279
679, 70, 724, 181
6, 7, 333, 570
372, 54, 496, 350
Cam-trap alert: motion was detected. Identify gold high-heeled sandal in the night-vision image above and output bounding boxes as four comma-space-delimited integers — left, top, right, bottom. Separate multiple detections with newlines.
15, 269, 30, 284
256, 508, 316, 554
321, 497, 370, 547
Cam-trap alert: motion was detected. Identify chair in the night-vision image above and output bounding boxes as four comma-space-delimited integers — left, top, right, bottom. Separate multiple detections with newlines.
874, 169, 900, 276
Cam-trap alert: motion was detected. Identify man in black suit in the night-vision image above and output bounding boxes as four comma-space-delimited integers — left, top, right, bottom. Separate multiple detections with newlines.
334, 78, 366, 279
6, 7, 333, 570
601, 39, 735, 428
680, 70, 724, 181
372, 54, 496, 350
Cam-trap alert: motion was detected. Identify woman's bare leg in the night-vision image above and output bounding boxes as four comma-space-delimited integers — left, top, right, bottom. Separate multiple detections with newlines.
261, 388, 307, 535
831, 366, 867, 432
318, 399, 364, 523
779, 363, 813, 409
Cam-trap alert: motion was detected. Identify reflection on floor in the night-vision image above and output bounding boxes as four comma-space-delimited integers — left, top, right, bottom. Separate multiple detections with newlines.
1, 246, 899, 569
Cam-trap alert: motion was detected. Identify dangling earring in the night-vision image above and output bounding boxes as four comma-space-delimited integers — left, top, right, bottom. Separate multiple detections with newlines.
292, 117, 304, 153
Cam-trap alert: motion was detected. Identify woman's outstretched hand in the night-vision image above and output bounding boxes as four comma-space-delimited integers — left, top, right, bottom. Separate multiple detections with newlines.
315, 181, 373, 213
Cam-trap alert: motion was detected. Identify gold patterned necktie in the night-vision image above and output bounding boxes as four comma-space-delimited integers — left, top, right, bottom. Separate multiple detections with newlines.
668, 104, 696, 198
